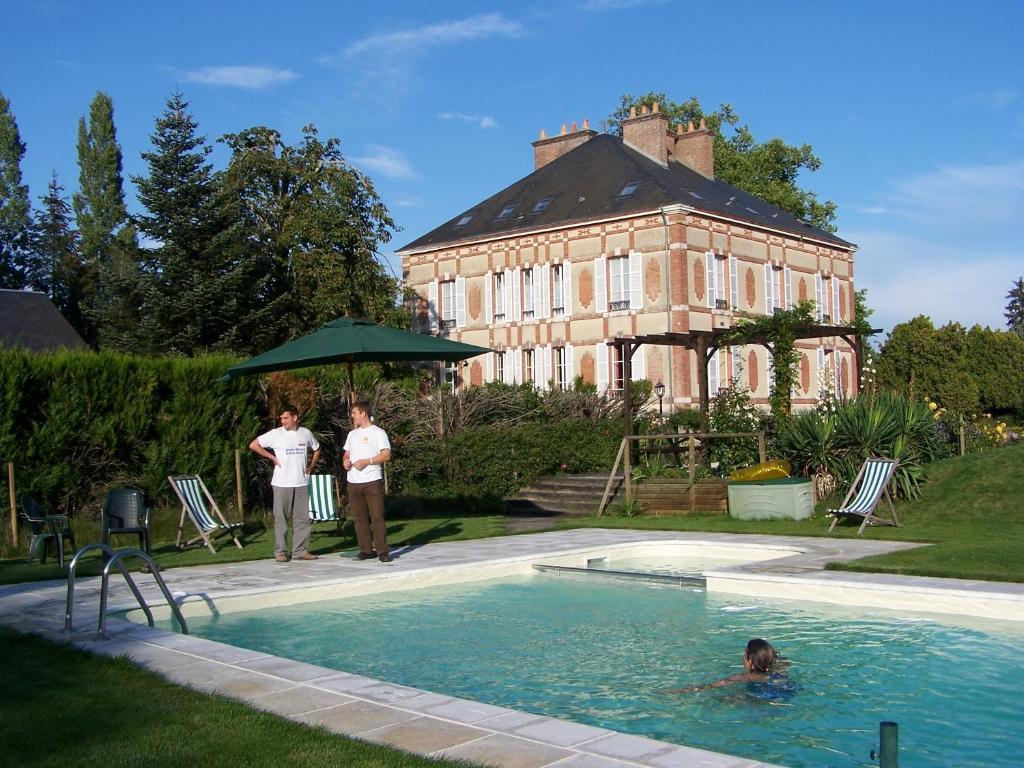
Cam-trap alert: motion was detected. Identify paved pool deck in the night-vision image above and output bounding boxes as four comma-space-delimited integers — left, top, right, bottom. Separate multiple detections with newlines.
3, 529, 1023, 768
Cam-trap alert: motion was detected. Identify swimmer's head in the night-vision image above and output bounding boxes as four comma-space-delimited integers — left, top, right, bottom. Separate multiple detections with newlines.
744, 638, 777, 673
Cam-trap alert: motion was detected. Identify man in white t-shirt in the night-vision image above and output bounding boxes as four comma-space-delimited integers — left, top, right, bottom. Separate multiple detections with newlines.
249, 403, 321, 563
342, 400, 392, 562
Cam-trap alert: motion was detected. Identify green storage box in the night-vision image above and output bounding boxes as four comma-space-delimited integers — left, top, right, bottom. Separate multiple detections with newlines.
727, 476, 814, 521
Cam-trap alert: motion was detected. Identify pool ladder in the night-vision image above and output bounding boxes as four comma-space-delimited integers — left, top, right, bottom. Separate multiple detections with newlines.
65, 543, 189, 640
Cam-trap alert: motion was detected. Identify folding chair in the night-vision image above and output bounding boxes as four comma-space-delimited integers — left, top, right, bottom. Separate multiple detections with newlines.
168, 475, 244, 553
827, 458, 900, 535
309, 474, 344, 534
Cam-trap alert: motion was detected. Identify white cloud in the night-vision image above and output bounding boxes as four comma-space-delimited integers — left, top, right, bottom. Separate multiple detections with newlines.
344, 13, 521, 57
351, 145, 417, 180
577, 0, 668, 9
438, 111, 498, 129
845, 229, 1021, 335
180, 65, 298, 90
854, 205, 888, 215
964, 87, 1019, 111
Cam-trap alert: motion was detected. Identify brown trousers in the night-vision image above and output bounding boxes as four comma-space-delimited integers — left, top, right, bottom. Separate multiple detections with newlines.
347, 480, 389, 555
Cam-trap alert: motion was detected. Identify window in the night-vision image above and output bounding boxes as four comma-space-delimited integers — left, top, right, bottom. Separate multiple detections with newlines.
443, 364, 458, 392
554, 347, 567, 390
729, 256, 739, 310
815, 273, 825, 322
495, 351, 505, 383
616, 180, 640, 198
611, 345, 625, 393
522, 269, 534, 319
832, 277, 841, 323
523, 349, 534, 383
531, 196, 553, 214
765, 264, 782, 315
609, 257, 630, 311
707, 253, 727, 310
454, 213, 473, 228
492, 272, 506, 321
552, 264, 565, 316
440, 280, 456, 329
496, 203, 517, 221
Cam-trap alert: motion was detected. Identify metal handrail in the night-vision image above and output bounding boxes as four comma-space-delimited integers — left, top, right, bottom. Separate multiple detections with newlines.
65, 543, 189, 640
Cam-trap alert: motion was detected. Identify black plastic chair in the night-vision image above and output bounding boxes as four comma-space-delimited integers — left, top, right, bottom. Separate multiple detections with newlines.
101, 488, 151, 554
19, 496, 76, 567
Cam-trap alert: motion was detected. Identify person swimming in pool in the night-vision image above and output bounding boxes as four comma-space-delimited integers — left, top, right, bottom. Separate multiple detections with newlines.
665, 638, 785, 694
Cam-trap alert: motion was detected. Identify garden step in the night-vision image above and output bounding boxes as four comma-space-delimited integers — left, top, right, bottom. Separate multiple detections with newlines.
506, 473, 625, 516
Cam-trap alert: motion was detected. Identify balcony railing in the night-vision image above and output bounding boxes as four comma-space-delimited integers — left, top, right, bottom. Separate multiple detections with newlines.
773, 307, 784, 315
715, 298, 729, 310
441, 318, 457, 330
610, 300, 630, 311
551, 306, 564, 317
493, 312, 505, 322
822, 314, 832, 324
522, 309, 535, 320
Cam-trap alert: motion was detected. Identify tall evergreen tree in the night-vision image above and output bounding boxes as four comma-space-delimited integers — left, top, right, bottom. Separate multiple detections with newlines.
73, 92, 133, 346
0, 91, 32, 289
1005, 277, 1024, 337
31, 173, 83, 328
220, 124, 401, 348
133, 93, 244, 354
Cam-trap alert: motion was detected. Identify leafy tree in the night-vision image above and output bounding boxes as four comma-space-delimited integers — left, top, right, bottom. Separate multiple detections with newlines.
1006, 277, 1024, 337
132, 93, 246, 354
30, 173, 86, 331
964, 325, 1024, 417
219, 124, 402, 348
73, 92, 133, 346
0, 91, 31, 289
608, 93, 837, 232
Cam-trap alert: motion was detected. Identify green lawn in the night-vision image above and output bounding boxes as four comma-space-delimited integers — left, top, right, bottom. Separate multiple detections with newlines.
557, 442, 1024, 582
0, 628, 474, 768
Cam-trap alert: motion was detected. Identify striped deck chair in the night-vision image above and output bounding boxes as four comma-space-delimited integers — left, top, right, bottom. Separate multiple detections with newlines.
827, 458, 900, 535
308, 474, 344, 533
169, 475, 244, 553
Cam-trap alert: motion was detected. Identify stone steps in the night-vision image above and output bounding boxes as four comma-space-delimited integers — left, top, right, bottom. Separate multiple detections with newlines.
506, 473, 625, 517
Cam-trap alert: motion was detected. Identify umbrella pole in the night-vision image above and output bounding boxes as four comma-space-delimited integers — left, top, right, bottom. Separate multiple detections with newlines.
347, 360, 356, 406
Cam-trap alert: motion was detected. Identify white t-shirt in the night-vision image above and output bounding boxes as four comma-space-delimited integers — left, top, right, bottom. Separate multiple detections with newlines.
344, 424, 390, 484
257, 426, 320, 488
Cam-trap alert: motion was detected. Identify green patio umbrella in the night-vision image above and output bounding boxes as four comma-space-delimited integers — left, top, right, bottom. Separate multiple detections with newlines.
223, 317, 491, 400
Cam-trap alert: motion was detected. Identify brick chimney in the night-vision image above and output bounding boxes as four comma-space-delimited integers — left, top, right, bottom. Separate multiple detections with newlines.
671, 118, 715, 178
622, 102, 670, 166
532, 119, 597, 170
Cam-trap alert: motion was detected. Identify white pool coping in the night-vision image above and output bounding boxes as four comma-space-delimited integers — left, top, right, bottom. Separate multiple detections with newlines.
3, 529, 1024, 768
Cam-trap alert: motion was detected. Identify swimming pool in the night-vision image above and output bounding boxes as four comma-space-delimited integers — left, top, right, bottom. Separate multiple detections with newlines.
166, 572, 1024, 768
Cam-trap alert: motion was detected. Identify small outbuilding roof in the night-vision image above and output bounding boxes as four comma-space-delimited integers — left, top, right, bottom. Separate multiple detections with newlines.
0, 289, 88, 352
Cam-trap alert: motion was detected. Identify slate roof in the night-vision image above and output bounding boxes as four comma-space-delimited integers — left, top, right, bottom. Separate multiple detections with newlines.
399, 133, 851, 253
0, 289, 88, 352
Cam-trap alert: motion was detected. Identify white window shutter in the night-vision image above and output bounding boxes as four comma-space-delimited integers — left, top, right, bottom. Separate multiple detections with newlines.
817, 347, 826, 396
729, 256, 739, 310
815, 273, 824, 321
512, 267, 522, 322
455, 276, 466, 328
503, 351, 513, 385
631, 345, 646, 381
594, 257, 607, 313
785, 266, 793, 309
540, 264, 551, 319
565, 343, 574, 388
533, 268, 543, 319
764, 264, 773, 314
504, 272, 512, 322
513, 347, 522, 384
484, 270, 493, 325
629, 250, 643, 310
597, 342, 609, 394
706, 252, 716, 309
428, 279, 439, 332
709, 349, 720, 397
832, 278, 841, 323
545, 345, 553, 390
562, 261, 573, 319
486, 353, 494, 382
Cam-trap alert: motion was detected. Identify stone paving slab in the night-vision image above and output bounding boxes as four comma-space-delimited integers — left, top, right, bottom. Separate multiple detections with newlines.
4, 528, 1022, 768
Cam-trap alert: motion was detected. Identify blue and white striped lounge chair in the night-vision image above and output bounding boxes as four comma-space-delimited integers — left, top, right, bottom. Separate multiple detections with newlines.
308, 474, 344, 532
169, 475, 244, 553
827, 458, 900, 535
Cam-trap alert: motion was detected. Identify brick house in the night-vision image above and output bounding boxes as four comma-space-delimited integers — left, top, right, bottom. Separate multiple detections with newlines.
397, 105, 857, 412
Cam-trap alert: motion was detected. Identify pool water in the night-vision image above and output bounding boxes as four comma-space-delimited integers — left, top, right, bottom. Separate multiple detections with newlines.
585, 554, 752, 577
172, 575, 1024, 768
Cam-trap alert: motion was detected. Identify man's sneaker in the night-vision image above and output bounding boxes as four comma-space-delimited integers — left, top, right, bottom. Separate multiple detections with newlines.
356, 552, 376, 561
275, 553, 289, 563
293, 552, 319, 561
378, 553, 393, 563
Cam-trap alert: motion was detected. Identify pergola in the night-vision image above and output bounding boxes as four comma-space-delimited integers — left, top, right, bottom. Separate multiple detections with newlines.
612, 323, 882, 436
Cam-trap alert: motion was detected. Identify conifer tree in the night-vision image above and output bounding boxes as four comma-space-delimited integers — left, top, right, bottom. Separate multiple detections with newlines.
133, 93, 245, 354
73, 92, 133, 346
1006, 277, 1024, 338
0, 91, 32, 289
31, 173, 85, 330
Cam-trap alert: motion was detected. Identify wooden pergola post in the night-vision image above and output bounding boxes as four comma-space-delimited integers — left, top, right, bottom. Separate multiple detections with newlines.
622, 340, 633, 503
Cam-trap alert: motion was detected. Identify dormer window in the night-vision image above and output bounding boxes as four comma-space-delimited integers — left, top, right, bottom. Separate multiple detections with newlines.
454, 213, 474, 228
531, 196, 553, 214
616, 181, 640, 198
496, 203, 518, 221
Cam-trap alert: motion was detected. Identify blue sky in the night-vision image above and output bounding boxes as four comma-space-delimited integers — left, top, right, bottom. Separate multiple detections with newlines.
4, 0, 1023, 337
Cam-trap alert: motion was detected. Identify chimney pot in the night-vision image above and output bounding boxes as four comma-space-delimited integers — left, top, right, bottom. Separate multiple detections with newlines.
652, 101, 660, 113
583, 118, 590, 130
570, 121, 578, 133
539, 128, 547, 139
640, 105, 648, 116
699, 117, 707, 130
560, 124, 567, 135
687, 121, 695, 132
629, 106, 637, 118
676, 123, 684, 135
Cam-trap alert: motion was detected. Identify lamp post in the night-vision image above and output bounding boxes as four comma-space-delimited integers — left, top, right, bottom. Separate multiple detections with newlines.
654, 380, 665, 430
